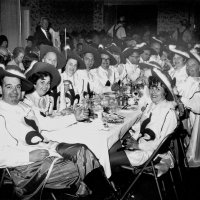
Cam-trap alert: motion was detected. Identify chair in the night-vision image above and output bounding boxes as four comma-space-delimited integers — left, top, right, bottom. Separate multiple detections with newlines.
120, 133, 179, 200
168, 122, 190, 185
0, 168, 15, 199
0, 168, 13, 187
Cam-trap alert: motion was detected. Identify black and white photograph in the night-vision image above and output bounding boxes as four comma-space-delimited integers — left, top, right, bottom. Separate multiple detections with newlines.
0, 0, 200, 199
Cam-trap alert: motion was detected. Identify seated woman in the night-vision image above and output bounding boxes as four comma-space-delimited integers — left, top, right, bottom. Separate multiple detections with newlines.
61, 49, 86, 97
109, 68, 178, 172
24, 62, 113, 180
24, 62, 88, 129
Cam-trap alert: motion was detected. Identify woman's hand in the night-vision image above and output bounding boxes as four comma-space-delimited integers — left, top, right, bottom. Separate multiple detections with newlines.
123, 136, 139, 150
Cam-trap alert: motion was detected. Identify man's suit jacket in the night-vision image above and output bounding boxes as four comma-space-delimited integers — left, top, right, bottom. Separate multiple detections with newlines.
33, 27, 53, 47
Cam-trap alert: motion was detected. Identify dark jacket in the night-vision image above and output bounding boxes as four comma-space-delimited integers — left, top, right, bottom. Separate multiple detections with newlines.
33, 26, 53, 47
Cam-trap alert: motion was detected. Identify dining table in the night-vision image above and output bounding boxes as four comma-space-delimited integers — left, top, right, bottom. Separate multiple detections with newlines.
42, 108, 142, 178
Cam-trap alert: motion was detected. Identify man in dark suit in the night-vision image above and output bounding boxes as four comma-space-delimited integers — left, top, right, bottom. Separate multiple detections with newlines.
33, 17, 53, 48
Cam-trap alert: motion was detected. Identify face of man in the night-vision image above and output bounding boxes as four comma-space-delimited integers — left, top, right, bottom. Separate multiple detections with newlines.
65, 58, 78, 76
101, 53, 110, 70
43, 52, 57, 68
128, 52, 140, 65
173, 54, 185, 68
27, 40, 33, 47
83, 53, 94, 70
41, 18, 49, 30
2, 76, 22, 105
151, 42, 161, 54
186, 58, 200, 77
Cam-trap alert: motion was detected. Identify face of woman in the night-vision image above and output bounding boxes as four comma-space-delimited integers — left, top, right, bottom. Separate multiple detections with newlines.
141, 50, 151, 61
65, 58, 77, 76
16, 52, 24, 63
149, 82, 166, 104
173, 54, 185, 68
128, 52, 140, 65
35, 76, 51, 97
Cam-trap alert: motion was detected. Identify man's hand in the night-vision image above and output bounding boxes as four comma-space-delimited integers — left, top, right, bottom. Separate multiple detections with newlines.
74, 106, 89, 122
29, 149, 49, 162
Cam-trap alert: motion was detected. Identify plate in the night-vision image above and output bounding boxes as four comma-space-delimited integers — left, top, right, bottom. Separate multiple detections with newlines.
102, 112, 124, 124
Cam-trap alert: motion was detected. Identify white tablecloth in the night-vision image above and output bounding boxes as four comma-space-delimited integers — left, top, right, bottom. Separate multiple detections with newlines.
42, 109, 141, 178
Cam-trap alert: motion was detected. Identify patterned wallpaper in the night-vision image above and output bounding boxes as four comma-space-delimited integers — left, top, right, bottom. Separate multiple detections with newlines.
157, 5, 193, 34
22, 0, 95, 34
21, 0, 195, 36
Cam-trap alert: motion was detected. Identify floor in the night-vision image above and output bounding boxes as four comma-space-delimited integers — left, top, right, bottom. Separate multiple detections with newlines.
0, 165, 200, 200
111, 165, 200, 200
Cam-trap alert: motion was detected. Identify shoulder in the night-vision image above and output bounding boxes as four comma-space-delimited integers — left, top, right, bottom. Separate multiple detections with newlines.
76, 69, 86, 76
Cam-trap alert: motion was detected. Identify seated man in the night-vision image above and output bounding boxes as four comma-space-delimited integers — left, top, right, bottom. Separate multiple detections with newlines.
90, 48, 120, 94
173, 55, 200, 167
0, 66, 116, 200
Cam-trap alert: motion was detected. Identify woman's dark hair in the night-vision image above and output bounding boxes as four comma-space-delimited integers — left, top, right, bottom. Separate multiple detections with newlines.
0, 35, 8, 46
148, 75, 168, 98
62, 57, 79, 73
28, 71, 52, 86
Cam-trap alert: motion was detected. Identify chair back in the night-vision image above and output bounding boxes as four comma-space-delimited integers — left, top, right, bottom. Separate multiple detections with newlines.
120, 132, 175, 200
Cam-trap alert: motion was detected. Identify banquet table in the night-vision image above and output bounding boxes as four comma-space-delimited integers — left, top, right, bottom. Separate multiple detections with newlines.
42, 108, 142, 178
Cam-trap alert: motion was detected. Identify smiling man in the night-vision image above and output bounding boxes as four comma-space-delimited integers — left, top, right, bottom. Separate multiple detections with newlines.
0, 65, 117, 200
91, 48, 120, 94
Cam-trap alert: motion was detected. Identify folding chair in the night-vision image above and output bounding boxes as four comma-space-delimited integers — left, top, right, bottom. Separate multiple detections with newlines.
168, 123, 190, 184
0, 168, 13, 187
120, 133, 179, 200
0, 168, 15, 199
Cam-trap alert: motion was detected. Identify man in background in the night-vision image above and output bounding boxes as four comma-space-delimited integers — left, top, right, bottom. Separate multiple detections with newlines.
33, 17, 53, 48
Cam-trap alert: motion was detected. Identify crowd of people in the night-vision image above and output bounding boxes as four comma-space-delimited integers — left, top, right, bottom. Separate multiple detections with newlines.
0, 15, 200, 200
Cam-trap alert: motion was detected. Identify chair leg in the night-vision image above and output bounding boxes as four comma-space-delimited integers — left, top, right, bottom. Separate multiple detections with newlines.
172, 138, 184, 182
151, 161, 163, 200
50, 192, 57, 200
0, 169, 6, 188
169, 169, 179, 200
161, 179, 167, 199
179, 137, 189, 168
